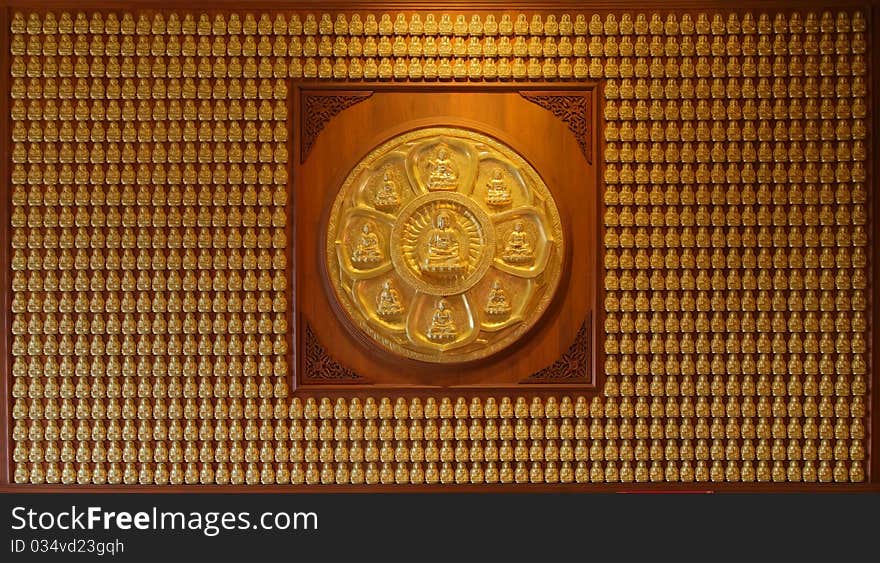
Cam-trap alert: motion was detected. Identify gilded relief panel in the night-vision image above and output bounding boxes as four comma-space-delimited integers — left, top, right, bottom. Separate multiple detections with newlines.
327, 127, 564, 363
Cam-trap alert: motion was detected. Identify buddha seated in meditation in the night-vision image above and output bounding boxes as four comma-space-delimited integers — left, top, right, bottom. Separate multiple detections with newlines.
421, 211, 464, 274
374, 170, 401, 211
502, 221, 534, 264
485, 168, 512, 208
426, 146, 459, 191
352, 222, 383, 265
484, 280, 512, 316
426, 299, 457, 341
376, 279, 404, 319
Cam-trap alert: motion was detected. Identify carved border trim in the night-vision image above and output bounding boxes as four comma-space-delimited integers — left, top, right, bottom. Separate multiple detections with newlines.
303, 322, 364, 382
519, 91, 592, 163
300, 91, 373, 162
522, 318, 591, 383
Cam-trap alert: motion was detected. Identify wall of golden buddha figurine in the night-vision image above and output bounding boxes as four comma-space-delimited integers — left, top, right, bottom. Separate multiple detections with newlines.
5, 6, 872, 486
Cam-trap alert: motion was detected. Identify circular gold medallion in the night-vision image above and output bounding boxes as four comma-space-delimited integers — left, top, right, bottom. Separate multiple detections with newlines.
326, 127, 564, 363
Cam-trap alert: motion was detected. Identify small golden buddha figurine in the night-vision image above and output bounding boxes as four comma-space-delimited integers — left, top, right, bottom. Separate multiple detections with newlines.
376, 279, 404, 320
427, 298, 457, 342
421, 212, 463, 274
373, 169, 400, 211
351, 222, 383, 265
502, 221, 534, 264
426, 145, 458, 190
484, 280, 512, 317
485, 167, 512, 207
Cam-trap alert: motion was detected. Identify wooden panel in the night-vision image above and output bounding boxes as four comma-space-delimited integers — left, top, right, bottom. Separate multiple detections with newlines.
294, 85, 597, 390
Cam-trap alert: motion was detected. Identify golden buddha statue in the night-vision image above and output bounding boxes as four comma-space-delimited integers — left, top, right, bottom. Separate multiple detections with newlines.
485, 167, 512, 207
376, 279, 404, 319
351, 222, 383, 266
373, 170, 400, 211
421, 212, 463, 274
502, 221, 534, 264
426, 146, 458, 190
427, 298, 457, 341
484, 280, 512, 317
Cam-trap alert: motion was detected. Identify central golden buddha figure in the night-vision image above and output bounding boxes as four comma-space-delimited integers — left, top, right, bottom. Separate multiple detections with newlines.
421, 211, 464, 274
426, 146, 459, 190
426, 298, 457, 341
352, 222, 383, 265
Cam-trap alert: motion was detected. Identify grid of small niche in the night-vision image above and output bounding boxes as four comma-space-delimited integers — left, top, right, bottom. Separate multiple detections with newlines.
7, 8, 869, 485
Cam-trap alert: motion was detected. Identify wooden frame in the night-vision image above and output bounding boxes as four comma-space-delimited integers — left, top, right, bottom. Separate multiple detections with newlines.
289, 82, 601, 393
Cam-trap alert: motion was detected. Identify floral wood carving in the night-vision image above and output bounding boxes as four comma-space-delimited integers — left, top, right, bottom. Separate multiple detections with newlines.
519, 91, 591, 163
523, 319, 590, 383
301, 91, 373, 162
303, 321, 364, 382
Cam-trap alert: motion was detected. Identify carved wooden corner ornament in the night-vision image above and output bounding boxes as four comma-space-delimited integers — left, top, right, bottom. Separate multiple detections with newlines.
519, 91, 592, 163
522, 319, 591, 383
303, 322, 364, 382
300, 91, 373, 162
